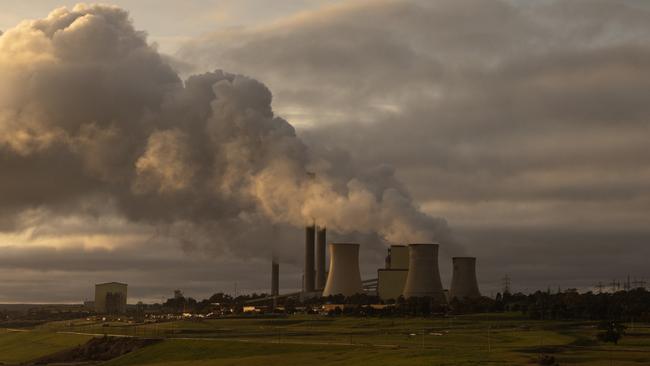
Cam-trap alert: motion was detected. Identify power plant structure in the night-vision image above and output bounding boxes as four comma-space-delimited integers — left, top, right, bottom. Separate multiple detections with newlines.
449, 257, 481, 300
316, 226, 327, 290
303, 224, 329, 296
94, 282, 127, 314
304, 224, 316, 293
265, 224, 481, 305
271, 260, 279, 297
271, 259, 279, 309
402, 244, 447, 304
377, 245, 409, 300
322, 243, 363, 297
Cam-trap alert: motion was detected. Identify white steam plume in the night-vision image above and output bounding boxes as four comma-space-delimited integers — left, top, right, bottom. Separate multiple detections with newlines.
0, 4, 463, 260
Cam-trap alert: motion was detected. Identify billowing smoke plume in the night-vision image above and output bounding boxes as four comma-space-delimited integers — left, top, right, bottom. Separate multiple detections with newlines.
0, 5, 461, 260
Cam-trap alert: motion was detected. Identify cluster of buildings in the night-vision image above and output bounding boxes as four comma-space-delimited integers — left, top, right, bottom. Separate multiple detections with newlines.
275, 224, 481, 304
91, 225, 481, 315
378, 244, 481, 302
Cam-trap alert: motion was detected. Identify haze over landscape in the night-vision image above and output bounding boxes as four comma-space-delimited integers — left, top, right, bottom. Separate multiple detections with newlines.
1, 0, 650, 303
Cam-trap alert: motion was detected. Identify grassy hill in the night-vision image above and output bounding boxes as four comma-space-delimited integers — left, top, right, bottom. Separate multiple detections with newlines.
0, 329, 91, 364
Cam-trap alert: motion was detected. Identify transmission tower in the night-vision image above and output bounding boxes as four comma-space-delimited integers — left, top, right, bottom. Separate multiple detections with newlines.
595, 282, 604, 294
609, 279, 620, 293
632, 278, 647, 290
502, 274, 511, 295
624, 275, 631, 291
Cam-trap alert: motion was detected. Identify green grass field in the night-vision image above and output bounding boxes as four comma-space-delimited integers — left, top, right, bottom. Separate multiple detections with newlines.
0, 328, 91, 364
3, 313, 650, 365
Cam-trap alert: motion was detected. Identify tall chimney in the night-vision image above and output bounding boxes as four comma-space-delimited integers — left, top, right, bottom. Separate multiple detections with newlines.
271, 259, 279, 297
402, 243, 446, 304
316, 226, 327, 290
449, 257, 481, 300
304, 224, 316, 292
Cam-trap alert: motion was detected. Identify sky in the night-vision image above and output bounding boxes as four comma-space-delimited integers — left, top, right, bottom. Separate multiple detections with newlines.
1, 0, 649, 303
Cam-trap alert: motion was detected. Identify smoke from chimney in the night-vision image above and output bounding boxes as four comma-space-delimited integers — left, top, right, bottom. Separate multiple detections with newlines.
0, 4, 464, 264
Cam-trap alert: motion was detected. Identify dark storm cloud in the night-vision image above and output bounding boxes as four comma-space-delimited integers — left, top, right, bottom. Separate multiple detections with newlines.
0, 3, 464, 301
178, 0, 650, 294
2, 0, 650, 301
0, 3, 457, 243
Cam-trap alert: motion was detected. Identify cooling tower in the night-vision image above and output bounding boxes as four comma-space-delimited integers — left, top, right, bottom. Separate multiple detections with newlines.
316, 226, 327, 290
271, 260, 279, 296
322, 243, 363, 297
402, 243, 446, 303
388, 245, 409, 269
449, 257, 481, 300
304, 225, 316, 292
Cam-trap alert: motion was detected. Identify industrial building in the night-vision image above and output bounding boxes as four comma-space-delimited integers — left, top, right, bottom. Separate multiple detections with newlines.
377, 245, 409, 300
449, 257, 481, 300
402, 243, 447, 304
304, 224, 316, 292
322, 243, 363, 297
302, 224, 329, 296
272, 223, 482, 305
271, 260, 279, 297
316, 226, 327, 290
94, 282, 127, 314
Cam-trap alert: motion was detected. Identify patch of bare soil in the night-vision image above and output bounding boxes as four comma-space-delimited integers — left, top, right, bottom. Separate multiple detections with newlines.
27, 336, 161, 365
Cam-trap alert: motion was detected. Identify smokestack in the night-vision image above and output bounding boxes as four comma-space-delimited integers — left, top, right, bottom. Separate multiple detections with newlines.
271, 259, 279, 297
304, 224, 316, 292
322, 243, 363, 297
316, 226, 327, 290
449, 257, 481, 300
402, 243, 446, 304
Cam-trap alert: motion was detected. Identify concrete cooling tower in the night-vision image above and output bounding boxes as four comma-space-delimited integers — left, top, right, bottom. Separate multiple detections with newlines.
449, 257, 481, 300
402, 243, 446, 304
322, 243, 363, 297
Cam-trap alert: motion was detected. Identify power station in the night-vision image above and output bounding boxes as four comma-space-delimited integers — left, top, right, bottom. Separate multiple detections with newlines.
402, 244, 446, 303
377, 245, 409, 300
94, 282, 128, 314
322, 243, 363, 297
304, 224, 316, 293
449, 257, 481, 300
271, 225, 481, 304
316, 226, 327, 290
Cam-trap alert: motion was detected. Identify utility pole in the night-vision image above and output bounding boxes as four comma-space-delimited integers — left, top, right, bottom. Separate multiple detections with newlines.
487, 325, 491, 353
595, 282, 604, 294
539, 333, 544, 361
421, 328, 424, 349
